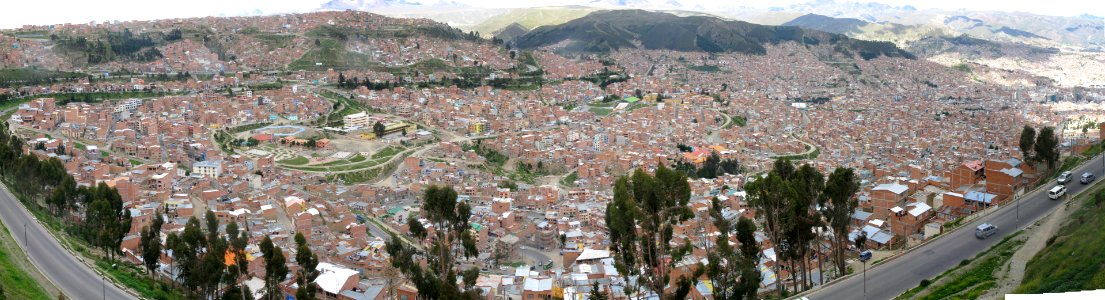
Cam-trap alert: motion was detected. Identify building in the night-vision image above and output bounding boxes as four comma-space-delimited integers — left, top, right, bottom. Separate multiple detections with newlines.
314, 262, 360, 298
193, 160, 222, 178
343, 111, 372, 128
114, 98, 142, 113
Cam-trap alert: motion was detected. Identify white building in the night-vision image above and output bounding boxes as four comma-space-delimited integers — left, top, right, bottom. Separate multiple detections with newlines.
192, 160, 222, 178
342, 111, 372, 128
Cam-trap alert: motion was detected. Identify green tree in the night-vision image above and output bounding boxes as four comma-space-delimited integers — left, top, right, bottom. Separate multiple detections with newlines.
787, 164, 824, 291
1035, 126, 1060, 170
588, 281, 607, 300
704, 198, 760, 300
294, 232, 320, 300
374, 121, 386, 138
260, 236, 288, 300
606, 164, 697, 299
746, 158, 797, 297
1019, 125, 1036, 162
386, 185, 482, 299
821, 167, 860, 278
140, 209, 165, 275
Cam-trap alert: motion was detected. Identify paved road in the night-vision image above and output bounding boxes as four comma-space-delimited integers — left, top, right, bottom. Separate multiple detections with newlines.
0, 184, 134, 300
807, 155, 1105, 300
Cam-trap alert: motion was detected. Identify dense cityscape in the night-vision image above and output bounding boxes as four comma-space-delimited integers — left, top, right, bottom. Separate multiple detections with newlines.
1, 1, 1104, 300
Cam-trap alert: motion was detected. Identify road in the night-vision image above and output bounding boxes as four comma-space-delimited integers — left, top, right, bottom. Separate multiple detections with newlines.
807, 154, 1105, 300
0, 184, 134, 300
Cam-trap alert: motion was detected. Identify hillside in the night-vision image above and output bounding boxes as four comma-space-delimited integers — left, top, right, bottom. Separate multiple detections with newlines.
514, 10, 914, 60
1016, 186, 1105, 293
782, 13, 869, 34
469, 6, 600, 38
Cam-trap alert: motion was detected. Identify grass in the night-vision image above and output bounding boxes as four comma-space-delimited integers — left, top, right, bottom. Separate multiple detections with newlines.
278, 156, 309, 166
3, 181, 187, 300
0, 221, 53, 300
73, 142, 86, 150
1016, 181, 1105, 293
560, 171, 578, 187
897, 231, 1024, 299
288, 39, 377, 71
95, 260, 186, 300
589, 107, 612, 116
371, 146, 404, 160
731, 115, 747, 127
687, 65, 722, 72
129, 159, 143, 166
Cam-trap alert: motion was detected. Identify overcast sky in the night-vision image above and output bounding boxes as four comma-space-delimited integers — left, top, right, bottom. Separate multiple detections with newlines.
1, 0, 1102, 29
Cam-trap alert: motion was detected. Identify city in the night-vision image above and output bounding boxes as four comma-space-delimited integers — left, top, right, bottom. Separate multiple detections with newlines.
0, 1, 1104, 300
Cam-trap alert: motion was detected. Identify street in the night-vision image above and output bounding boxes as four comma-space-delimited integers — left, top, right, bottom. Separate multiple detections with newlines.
0, 184, 134, 300
806, 154, 1105, 300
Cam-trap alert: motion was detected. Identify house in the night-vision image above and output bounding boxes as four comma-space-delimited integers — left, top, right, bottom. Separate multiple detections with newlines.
947, 160, 984, 190
870, 183, 909, 218
521, 277, 554, 300
314, 263, 360, 298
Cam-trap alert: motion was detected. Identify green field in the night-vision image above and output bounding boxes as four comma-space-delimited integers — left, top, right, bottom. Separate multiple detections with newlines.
278, 156, 309, 166
0, 222, 53, 300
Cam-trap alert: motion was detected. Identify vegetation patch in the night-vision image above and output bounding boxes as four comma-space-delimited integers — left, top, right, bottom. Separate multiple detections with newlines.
897, 232, 1024, 299
278, 156, 309, 166
1017, 184, 1105, 293
0, 222, 53, 300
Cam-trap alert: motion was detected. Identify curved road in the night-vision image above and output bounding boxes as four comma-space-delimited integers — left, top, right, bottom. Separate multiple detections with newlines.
805, 154, 1105, 300
0, 184, 134, 300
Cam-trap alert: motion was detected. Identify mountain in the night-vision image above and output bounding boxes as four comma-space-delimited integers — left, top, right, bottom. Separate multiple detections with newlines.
514, 10, 913, 60
318, 0, 467, 10
493, 23, 530, 42
469, 6, 601, 38
751, 0, 1103, 48
782, 13, 868, 34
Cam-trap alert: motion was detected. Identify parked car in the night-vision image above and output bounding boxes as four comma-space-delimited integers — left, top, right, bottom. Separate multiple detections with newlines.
1058, 171, 1073, 184
1048, 185, 1067, 200
975, 223, 998, 239
1081, 172, 1096, 184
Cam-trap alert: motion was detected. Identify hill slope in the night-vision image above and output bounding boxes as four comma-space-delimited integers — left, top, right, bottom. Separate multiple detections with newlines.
515, 10, 913, 60
782, 13, 868, 34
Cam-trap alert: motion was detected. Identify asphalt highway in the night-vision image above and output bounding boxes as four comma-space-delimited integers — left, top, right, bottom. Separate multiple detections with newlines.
0, 184, 134, 300
806, 154, 1105, 300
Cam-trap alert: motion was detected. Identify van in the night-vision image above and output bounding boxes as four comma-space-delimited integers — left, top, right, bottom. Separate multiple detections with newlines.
1048, 185, 1066, 200
975, 223, 998, 239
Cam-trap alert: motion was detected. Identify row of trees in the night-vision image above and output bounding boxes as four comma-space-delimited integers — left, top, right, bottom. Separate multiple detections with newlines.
1019, 125, 1060, 170
137, 209, 320, 300
671, 151, 742, 179
746, 159, 861, 296
386, 185, 483, 299
0, 119, 133, 262
601, 158, 861, 299
605, 164, 761, 299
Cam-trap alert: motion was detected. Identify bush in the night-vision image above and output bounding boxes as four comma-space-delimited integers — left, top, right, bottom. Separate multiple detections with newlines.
1046, 236, 1057, 246
920, 279, 931, 287
960, 259, 971, 266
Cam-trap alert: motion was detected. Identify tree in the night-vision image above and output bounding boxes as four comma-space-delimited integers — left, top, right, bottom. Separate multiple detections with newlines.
588, 281, 607, 300
704, 198, 760, 300
294, 232, 320, 300
746, 158, 797, 297
260, 236, 288, 300
140, 209, 165, 275
1035, 126, 1060, 170
787, 164, 824, 291
821, 167, 860, 278
1019, 125, 1036, 162
386, 185, 482, 299
373, 121, 386, 138
606, 164, 697, 299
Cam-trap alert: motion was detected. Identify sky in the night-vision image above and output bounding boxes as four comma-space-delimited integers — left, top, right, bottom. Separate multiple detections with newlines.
1, 0, 1102, 29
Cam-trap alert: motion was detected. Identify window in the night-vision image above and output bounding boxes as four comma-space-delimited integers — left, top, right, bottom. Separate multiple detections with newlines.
401, 296, 409, 300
